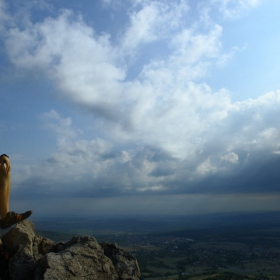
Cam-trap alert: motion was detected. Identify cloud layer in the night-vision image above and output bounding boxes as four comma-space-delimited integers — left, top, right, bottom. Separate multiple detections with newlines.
1, 0, 280, 214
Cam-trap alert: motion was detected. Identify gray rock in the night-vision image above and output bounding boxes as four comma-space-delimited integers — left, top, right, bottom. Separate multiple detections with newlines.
1, 220, 141, 280
9, 253, 36, 280
2, 220, 35, 256
32, 235, 56, 260
101, 243, 141, 280
33, 236, 119, 280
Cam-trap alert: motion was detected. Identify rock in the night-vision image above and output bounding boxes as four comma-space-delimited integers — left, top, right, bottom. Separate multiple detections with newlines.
33, 236, 119, 280
1, 220, 141, 280
2, 220, 35, 255
101, 243, 141, 280
32, 235, 56, 260
9, 254, 36, 280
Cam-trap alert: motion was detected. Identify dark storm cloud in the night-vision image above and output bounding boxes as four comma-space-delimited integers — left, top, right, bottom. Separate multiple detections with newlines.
12, 142, 280, 202
148, 167, 175, 177
159, 151, 280, 195
99, 152, 116, 160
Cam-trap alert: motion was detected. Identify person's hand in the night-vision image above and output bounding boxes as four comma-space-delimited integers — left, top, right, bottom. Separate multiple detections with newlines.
0, 155, 11, 174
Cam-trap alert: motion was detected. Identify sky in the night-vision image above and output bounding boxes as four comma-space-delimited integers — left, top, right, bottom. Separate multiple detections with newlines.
0, 0, 280, 219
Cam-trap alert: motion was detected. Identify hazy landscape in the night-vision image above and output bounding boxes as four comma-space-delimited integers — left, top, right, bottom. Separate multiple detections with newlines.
33, 211, 280, 280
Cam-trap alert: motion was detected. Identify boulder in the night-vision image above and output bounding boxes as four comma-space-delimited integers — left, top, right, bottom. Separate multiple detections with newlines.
2, 220, 35, 255
33, 236, 119, 280
9, 254, 36, 280
101, 243, 141, 280
1, 220, 140, 280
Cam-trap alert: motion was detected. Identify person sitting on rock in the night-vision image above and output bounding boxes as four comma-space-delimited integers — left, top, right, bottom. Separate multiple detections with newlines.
0, 154, 32, 229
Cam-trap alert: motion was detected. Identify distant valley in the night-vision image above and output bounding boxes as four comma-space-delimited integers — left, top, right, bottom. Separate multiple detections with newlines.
33, 211, 280, 279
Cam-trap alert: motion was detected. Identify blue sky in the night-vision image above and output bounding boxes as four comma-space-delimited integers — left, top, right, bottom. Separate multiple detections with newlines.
1, 0, 280, 219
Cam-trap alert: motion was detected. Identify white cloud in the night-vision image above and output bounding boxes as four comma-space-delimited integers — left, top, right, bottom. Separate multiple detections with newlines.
0, 0, 11, 34
221, 152, 239, 164
140, 23, 224, 83
196, 157, 218, 176
211, 0, 260, 19
5, 10, 125, 120
4, 2, 279, 164
121, 0, 189, 52
3, 2, 231, 159
2, 0, 280, 199
42, 110, 77, 147
119, 151, 132, 163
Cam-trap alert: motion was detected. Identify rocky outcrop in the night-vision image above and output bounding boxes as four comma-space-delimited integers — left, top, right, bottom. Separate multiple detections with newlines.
1, 221, 140, 280
101, 243, 140, 280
